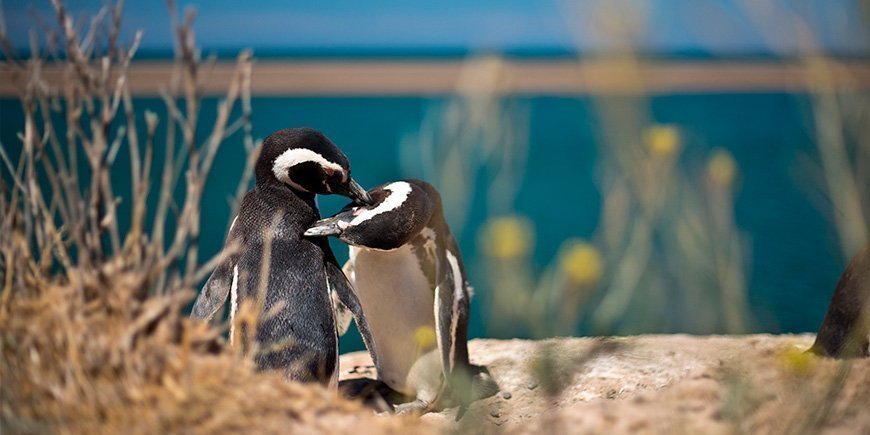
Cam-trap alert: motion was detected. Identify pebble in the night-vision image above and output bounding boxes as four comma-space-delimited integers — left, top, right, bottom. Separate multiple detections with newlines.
502, 391, 512, 400
525, 380, 538, 390
490, 409, 501, 418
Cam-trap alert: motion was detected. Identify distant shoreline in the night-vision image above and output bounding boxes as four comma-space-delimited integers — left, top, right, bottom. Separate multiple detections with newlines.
2, 59, 869, 96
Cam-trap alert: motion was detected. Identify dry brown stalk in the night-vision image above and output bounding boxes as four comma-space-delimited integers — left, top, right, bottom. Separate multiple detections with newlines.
0, 2, 426, 433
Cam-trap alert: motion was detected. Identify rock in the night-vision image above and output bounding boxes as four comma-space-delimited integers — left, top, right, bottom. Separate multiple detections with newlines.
338, 334, 870, 434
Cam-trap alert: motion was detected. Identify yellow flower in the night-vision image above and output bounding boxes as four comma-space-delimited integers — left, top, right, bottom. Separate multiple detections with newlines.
414, 326, 437, 349
479, 216, 534, 260
644, 125, 681, 157
708, 148, 737, 187
559, 240, 603, 286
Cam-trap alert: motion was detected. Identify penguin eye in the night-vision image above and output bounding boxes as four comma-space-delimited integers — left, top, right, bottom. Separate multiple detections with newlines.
326, 170, 344, 185
285, 161, 322, 191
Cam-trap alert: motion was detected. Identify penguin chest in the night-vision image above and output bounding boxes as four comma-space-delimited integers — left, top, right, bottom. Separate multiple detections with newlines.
349, 245, 437, 394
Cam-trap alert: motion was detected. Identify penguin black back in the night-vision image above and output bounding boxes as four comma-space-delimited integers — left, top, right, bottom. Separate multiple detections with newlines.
233, 184, 336, 378
191, 127, 375, 384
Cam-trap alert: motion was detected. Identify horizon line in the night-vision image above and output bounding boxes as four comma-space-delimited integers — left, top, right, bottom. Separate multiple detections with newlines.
2, 58, 869, 97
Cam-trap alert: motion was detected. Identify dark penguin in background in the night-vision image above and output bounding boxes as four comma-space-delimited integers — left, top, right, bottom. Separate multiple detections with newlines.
191, 127, 377, 385
810, 242, 870, 358
305, 179, 497, 414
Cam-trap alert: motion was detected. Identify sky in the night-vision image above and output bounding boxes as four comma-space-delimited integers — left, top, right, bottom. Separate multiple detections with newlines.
2, 0, 869, 56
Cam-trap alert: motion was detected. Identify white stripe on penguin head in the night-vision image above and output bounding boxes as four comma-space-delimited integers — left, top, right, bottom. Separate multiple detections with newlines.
271, 148, 345, 192
349, 181, 412, 226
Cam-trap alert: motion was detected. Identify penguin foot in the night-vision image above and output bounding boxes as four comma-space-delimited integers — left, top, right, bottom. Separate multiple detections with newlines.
394, 399, 430, 415
338, 378, 396, 413
470, 364, 499, 400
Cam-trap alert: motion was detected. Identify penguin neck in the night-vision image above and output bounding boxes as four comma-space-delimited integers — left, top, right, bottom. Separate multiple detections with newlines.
255, 181, 319, 215
290, 188, 317, 209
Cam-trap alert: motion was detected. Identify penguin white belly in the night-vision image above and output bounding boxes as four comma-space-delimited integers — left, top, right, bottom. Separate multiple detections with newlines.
349, 245, 437, 395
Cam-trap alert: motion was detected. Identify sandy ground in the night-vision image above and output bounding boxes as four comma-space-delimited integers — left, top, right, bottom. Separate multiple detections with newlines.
340, 334, 870, 434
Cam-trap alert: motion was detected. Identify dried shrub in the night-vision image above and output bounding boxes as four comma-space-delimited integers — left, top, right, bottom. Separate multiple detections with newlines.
0, 2, 426, 433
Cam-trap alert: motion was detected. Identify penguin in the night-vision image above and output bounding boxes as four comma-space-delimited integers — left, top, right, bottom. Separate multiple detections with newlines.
810, 242, 870, 358
304, 179, 497, 414
190, 127, 378, 386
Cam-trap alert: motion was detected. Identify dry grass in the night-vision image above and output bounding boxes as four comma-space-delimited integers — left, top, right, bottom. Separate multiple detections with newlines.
0, 268, 423, 434
0, 2, 426, 433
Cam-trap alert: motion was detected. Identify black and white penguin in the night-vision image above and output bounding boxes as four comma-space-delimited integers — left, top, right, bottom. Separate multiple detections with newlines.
190, 127, 377, 386
304, 179, 496, 413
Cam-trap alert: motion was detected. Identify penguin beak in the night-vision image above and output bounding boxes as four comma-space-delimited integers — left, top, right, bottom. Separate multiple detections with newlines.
304, 214, 350, 237
334, 178, 373, 205
349, 179, 374, 205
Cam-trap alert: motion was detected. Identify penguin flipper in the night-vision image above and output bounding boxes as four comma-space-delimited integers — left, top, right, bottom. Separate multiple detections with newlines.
332, 288, 353, 336
433, 278, 456, 377
434, 241, 474, 373
191, 259, 235, 321
433, 238, 478, 416
332, 260, 356, 336
318, 241, 381, 368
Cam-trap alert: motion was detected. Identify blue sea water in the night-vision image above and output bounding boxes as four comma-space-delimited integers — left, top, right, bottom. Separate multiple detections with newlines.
0, 92, 851, 352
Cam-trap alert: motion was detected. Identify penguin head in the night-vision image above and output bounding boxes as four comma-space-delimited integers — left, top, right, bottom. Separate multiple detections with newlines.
256, 128, 372, 204
304, 180, 435, 250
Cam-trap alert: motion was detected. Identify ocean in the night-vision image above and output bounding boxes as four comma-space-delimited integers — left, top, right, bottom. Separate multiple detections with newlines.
0, 90, 857, 352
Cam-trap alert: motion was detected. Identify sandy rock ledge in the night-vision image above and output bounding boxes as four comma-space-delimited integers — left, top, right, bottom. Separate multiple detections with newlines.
340, 334, 870, 434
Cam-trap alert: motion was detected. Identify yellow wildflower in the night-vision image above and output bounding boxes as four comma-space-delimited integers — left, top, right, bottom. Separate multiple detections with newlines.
644, 125, 681, 157
479, 216, 534, 260
559, 240, 604, 286
708, 148, 737, 187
